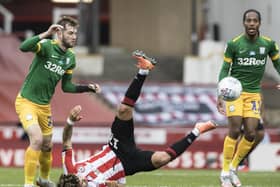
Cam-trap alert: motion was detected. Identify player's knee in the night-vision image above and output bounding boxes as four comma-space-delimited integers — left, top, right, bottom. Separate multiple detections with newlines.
118, 104, 131, 114
117, 104, 133, 120
257, 130, 265, 138
30, 136, 43, 148
244, 131, 256, 142
229, 128, 241, 139
151, 152, 171, 168
41, 142, 53, 152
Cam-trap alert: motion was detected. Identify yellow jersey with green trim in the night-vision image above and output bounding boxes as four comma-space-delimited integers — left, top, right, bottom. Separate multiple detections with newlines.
223, 34, 280, 93
19, 36, 76, 104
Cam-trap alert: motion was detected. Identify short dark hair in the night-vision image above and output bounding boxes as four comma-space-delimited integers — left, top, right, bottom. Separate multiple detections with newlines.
57, 174, 81, 187
57, 16, 79, 28
243, 9, 261, 23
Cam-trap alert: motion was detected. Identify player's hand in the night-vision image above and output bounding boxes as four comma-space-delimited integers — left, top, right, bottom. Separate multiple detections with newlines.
46, 24, 64, 35
217, 97, 226, 115
88, 83, 101, 93
276, 84, 280, 90
39, 24, 63, 39
69, 105, 83, 122
105, 180, 119, 187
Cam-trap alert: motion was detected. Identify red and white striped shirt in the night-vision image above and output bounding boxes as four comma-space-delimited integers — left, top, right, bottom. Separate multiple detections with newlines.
62, 145, 126, 187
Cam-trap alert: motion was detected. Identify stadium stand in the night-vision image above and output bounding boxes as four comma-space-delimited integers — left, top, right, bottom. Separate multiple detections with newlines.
101, 83, 227, 126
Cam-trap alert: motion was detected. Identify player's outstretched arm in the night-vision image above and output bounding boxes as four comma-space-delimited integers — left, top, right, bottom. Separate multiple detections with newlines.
62, 105, 83, 150
61, 73, 101, 94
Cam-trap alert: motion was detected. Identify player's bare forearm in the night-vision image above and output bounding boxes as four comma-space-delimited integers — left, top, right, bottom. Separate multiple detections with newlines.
62, 124, 73, 150
62, 105, 83, 149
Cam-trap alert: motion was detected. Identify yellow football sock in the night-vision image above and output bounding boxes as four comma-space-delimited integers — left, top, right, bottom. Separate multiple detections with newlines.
24, 147, 40, 184
39, 151, 53, 180
222, 136, 237, 172
231, 136, 254, 169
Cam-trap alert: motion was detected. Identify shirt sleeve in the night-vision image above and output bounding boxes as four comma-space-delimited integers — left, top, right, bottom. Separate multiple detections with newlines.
19, 35, 41, 52
61, 73, 77, 93
269, 41, 280, 62
218, 42, 233, 81
269, 41, 280, 75
19, 35, 51, 57
61, 56, 79, 93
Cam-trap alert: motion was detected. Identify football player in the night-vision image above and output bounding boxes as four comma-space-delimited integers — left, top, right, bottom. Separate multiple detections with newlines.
57, 50, 218, 187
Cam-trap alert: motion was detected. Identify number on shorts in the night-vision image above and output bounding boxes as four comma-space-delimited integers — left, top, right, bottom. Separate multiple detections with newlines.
109, 134, 119, 150
251, 100, 260, 113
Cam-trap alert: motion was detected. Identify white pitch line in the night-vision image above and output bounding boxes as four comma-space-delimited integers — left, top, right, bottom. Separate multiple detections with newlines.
136, 172, 218, 177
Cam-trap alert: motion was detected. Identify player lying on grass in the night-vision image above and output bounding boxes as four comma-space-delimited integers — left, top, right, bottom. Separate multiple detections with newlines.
57, 50, 218, 187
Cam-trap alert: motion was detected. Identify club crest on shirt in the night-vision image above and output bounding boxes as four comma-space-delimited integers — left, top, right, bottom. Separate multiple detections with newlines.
259, 47, 265, 54
229, 105, 235, 112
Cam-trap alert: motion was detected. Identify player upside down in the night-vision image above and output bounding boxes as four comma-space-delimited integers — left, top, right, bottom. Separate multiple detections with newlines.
57, 50, 218, 187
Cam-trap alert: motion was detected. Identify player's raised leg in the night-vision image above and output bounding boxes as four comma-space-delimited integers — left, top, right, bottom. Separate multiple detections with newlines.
116, 50, 157, 121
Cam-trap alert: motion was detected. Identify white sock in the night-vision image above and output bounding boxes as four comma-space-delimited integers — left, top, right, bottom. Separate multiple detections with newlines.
192, 128, 200, 136
37, 177, 51, 184
230, 164, 237, 171
138, 69, 149, 75
221, 171, 230, 177
39, 177, 49, 182
24, 185, 34, 187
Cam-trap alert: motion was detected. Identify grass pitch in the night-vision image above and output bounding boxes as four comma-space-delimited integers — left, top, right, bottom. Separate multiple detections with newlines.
0, 168, 279, 187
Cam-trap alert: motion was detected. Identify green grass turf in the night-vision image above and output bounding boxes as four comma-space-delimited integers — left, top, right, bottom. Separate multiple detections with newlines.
0, 168, 279, 187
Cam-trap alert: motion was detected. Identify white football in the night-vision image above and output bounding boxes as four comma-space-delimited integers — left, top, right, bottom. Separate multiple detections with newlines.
217, 76, 242, 101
